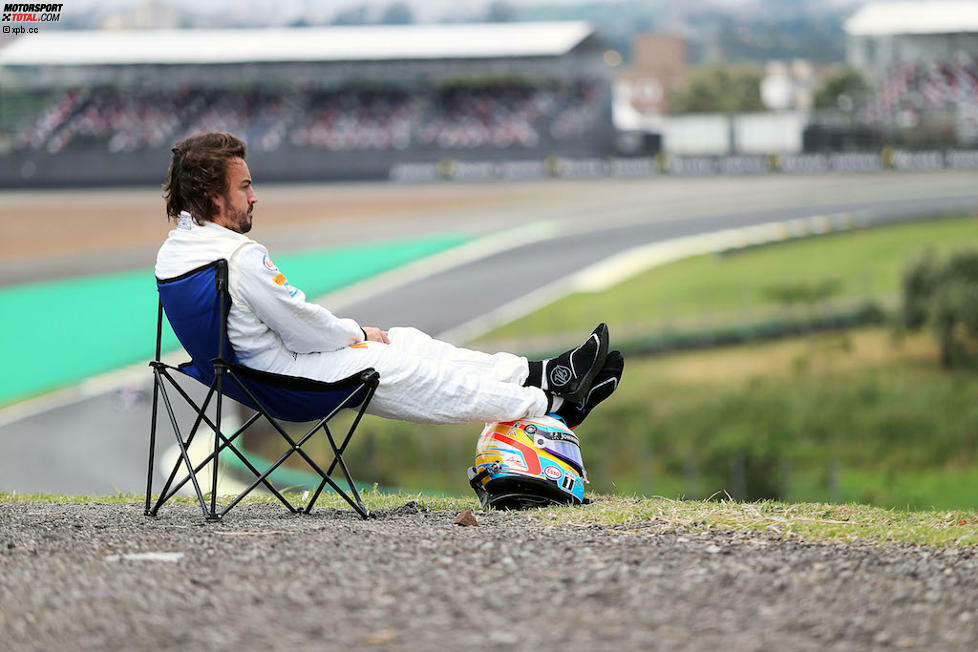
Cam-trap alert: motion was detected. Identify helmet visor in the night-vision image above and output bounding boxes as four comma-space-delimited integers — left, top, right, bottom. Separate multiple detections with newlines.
537, 437, 583, 474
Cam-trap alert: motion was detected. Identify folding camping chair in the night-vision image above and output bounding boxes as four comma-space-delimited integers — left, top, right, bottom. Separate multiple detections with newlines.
145, 259, 379, 521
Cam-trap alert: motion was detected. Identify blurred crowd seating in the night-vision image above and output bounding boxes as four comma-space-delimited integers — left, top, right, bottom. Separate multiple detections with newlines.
861, 54, 978, 125
8, 82, 605, 154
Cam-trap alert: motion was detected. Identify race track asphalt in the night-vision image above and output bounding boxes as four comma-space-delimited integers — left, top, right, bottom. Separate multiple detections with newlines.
1, 172, 977, 494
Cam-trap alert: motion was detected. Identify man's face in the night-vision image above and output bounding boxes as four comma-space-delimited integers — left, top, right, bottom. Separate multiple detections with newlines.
213, 157, 257, 234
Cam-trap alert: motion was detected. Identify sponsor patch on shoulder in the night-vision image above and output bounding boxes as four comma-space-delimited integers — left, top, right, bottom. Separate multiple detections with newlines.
262, 255, 279, 272
273, 273, 287, 286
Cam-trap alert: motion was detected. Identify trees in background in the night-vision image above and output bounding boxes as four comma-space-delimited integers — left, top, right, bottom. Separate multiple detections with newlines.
814, 66, 870, 111
903, 249, 978, 367
669, 65, 764, 114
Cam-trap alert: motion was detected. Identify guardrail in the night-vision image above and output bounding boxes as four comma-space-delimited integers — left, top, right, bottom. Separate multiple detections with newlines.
391, 148, 978, 182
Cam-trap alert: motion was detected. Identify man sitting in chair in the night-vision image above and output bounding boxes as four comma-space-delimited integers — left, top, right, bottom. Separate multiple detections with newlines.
156, 132, 623, 428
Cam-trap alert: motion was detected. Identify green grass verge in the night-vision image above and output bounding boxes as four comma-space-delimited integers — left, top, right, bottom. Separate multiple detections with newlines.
531, 496, 978, 547
3, 491, 976, 547
480, 215, 978, 341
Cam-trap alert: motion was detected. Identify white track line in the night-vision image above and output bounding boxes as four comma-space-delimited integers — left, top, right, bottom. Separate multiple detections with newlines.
0, 352, 184, 429
313, 220, 561, 311
437, 212, 859, 344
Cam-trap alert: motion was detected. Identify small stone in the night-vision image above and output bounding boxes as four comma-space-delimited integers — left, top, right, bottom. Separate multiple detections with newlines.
105, 552, 184, 563
454, 510, 479, 527
706, 545, 722, 554
363, 628, 396, 645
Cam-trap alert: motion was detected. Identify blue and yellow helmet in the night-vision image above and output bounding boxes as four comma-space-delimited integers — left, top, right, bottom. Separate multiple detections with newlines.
467, 416, 589, 510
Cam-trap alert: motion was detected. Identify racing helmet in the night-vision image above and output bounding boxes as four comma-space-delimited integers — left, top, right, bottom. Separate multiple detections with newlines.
467, 415, 589, 510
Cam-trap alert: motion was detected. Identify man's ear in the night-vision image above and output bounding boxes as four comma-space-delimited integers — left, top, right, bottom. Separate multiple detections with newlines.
210, 192, 224, 218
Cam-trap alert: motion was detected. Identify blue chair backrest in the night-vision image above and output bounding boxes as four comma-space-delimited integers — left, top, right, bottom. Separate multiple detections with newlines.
157, 260, 235, 376
157, 259, 367, 422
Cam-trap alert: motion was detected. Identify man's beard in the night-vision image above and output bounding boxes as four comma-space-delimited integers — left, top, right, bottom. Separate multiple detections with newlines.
225, 199, 253, 234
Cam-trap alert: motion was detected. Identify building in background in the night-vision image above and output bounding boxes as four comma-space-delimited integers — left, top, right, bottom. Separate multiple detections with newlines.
846, 1, 978, 76
614, 33, 813, 156
760, 60, 815, 112
844, 1, 978, 146
617, 34, 688, 116
613, 34, 688, 155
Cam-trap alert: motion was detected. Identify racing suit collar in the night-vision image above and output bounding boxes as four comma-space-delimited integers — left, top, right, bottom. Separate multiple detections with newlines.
177, 211, 250, 242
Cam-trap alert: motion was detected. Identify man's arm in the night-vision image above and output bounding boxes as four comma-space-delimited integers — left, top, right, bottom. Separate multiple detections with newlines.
232, 244, 366, 353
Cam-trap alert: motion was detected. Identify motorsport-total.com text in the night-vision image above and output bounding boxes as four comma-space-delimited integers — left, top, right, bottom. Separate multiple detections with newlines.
2, 3, 63, 22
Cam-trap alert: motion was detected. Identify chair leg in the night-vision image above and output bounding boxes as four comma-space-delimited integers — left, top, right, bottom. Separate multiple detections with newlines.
303, 421, 369, 518
209, 369, 224, 521
324, 423, 369, 518
157, 415, 299, 513
150, 367, 378, 521
218, 416, 331, 516
153, 371, 297, 513
145, 369, 161, 516
224, 371, 376, 519
151, 379, 216, 516
156, 378, 210, 518
305, 383, 378, 517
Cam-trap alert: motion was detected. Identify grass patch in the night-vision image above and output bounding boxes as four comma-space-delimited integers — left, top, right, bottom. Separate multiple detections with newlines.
3, 491, 976, 547
533, 496, 978, 547
480, 215, 978, 342
0, 492, 145, 505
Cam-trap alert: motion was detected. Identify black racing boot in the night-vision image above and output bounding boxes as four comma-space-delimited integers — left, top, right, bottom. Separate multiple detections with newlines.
525, 323, 609, 405
552, 350, 624, 428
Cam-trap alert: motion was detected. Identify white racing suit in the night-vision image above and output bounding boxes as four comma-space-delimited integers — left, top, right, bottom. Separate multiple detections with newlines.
155, 213, 550, 423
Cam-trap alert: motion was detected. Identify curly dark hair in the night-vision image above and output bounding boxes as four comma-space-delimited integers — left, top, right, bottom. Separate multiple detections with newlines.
163, 132, 247, 224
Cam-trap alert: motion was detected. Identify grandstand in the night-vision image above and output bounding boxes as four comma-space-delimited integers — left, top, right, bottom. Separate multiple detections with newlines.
0, 23, 613, 187
844, 1, 978, 146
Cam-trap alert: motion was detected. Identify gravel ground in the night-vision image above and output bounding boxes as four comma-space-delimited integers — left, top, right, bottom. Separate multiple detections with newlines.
2, 502, 977, 651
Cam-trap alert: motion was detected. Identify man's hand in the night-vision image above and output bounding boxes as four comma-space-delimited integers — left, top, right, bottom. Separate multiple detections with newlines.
363, 326, 389, 344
